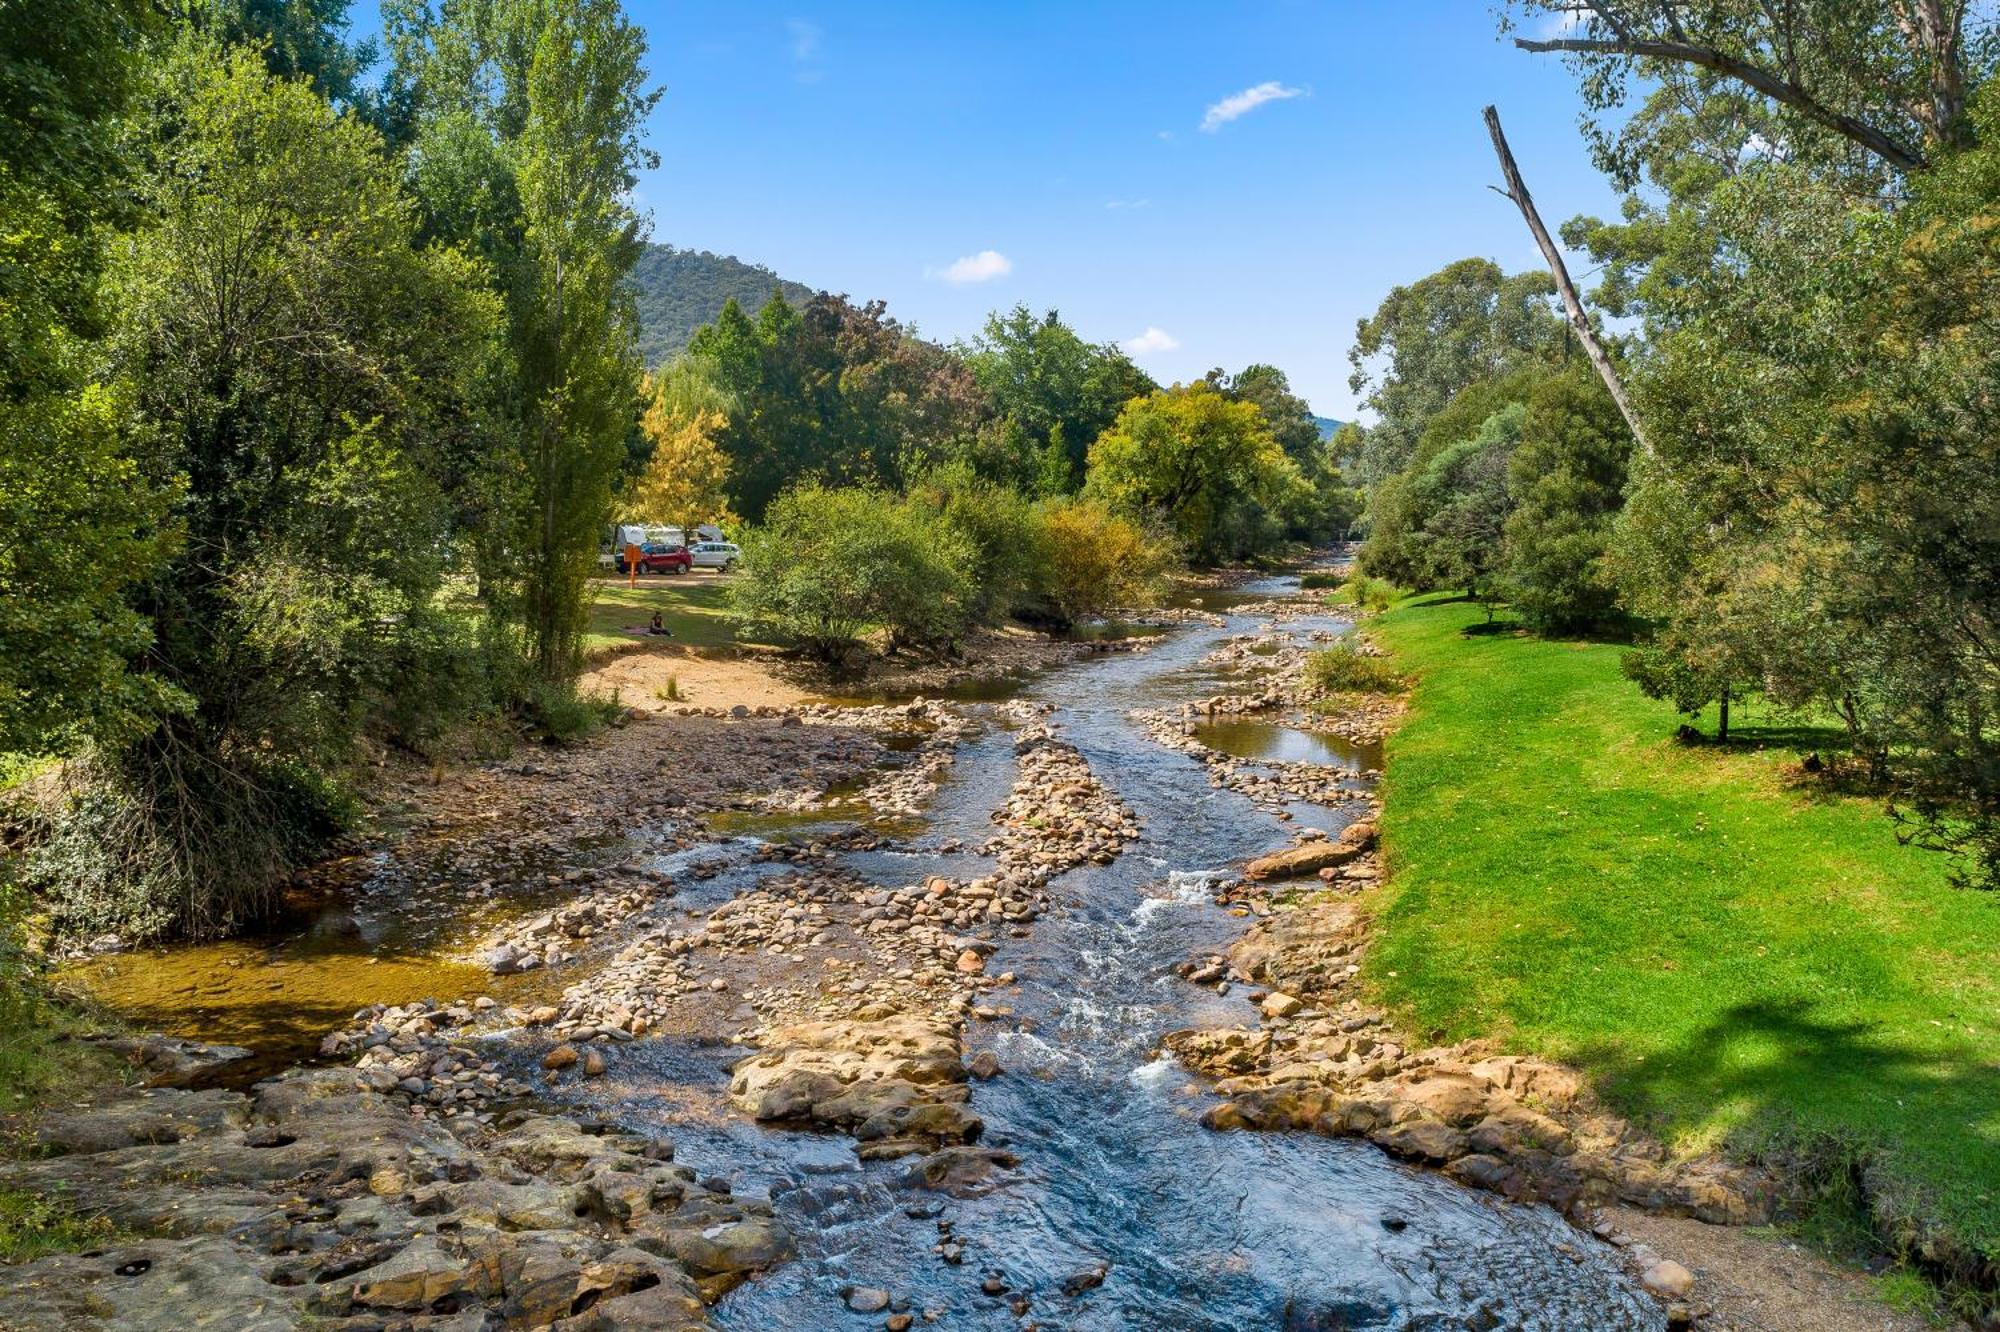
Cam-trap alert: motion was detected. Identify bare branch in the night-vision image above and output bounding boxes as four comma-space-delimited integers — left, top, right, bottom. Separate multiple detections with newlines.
1513, 34, 1929, 172
1481, 104, 1649, 454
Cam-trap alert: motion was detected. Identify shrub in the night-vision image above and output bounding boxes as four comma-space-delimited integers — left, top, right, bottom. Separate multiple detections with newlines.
1329, 575, 1395, 614
24, 746, 354, 941
731, 484, 978, 663
1031, 499, 1176, 628
1299, 571, 1342, 589
907, 465, 1045, 626
1302, 641, 1405, 695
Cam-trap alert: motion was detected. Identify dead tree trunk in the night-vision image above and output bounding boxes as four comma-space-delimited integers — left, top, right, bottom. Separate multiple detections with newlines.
1481, 104, 1648, 454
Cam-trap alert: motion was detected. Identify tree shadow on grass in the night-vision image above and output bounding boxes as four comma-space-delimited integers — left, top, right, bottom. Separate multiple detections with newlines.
1570, 997, 2000, 1268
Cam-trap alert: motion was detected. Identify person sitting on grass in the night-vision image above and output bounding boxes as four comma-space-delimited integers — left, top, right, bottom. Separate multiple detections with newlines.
648, 611, 672, 637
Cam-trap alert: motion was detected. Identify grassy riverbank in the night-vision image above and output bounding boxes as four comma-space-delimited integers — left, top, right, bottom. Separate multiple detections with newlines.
1362, 593, 2000, 1284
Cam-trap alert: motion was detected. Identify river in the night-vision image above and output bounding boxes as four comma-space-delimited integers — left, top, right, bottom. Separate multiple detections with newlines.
532, 575, 1664, 1331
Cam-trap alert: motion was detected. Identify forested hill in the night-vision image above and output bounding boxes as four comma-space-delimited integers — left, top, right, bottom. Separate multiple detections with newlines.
630, 244, 814, 366
1313, 415, 1344, 440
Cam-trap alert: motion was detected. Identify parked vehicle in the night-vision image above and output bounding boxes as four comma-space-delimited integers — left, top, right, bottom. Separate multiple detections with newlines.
688, 541, 741, 572
615, 542, 693, 575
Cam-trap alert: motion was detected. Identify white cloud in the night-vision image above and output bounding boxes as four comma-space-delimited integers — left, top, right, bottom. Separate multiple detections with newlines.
1121, 326, 1180, 356
1200, 81, 1304, 133
930, 249, 1013, 284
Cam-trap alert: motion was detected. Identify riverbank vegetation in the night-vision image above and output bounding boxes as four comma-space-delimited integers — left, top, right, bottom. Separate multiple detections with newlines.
1348, 5, 2000, 889
1363, 593, 2000, 1302
1324, 3, 2000, 1302
0, 0, 1350, 952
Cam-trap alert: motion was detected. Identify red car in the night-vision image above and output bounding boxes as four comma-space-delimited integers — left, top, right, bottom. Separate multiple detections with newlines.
616, 542, 692, 575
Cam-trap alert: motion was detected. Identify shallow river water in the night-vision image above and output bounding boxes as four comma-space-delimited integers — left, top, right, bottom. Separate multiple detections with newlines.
560, 577, 1665, 1331
68, 575, 1663, 1330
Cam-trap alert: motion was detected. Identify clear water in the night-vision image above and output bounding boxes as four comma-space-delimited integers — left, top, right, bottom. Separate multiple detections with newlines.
557, 576, 1662, 1331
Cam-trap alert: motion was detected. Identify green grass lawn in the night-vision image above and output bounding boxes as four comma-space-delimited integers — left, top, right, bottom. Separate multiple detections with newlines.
1364, 594, 2000, 1271
582, 574, 768, 653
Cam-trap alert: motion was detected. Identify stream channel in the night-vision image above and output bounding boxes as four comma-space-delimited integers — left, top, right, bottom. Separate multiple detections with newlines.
555, 575, 1661, 1331
74, 574, 1664, 1330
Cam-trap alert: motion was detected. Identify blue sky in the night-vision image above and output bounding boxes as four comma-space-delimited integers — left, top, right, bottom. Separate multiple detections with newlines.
363, 1, 1625, 419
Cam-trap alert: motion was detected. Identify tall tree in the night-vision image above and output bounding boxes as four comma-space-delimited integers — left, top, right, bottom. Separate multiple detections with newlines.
1505, 1, 1994, 179
0, 0, 172, 754
67, 41, 498, 938
171, 0, 377, 108
1085, 383, 1304, 565
1347, 258, 1566, 487
961, 306, 1153, 493
687, 291, 988, 518
626, 362, 737, 539
391, 0, 659, 682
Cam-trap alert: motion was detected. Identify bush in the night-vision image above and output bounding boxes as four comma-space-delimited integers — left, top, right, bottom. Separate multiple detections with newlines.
907, 465, 1045, 626
1329, 575, 1395, 614
731, 484, 978, 663
24, 745, 354, 941
1302, 641, 1405, 695
1031, 499, 1175, 628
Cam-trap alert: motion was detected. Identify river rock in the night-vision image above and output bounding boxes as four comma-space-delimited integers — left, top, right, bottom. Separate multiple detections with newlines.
81, 1034, 255, 1089
1243, 820, 1376, 881
1641, 1259, 1695, 1299
729, 1016, 980, 1155
847, 1285, 892, 1313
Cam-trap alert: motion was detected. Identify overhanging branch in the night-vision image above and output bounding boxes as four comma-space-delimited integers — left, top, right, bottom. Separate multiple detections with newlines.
1514, 35, 1929, 172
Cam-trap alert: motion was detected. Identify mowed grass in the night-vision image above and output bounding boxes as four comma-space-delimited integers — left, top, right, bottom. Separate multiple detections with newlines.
583, 574, 769, 653
1364, 593, 2000, 1263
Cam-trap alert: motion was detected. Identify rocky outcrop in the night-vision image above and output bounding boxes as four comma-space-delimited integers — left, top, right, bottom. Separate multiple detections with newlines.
0, 1067, 782, 1329
727, 1015, 980, 1160
78, 1033, 254, 1088
1170, 896, 1777, 1232
1243, 820, 1376, 881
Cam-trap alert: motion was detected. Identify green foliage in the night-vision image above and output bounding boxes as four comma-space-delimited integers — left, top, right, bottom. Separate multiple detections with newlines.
628, 244, 811, 368
731, 485, 978, 663
1301, 641, 1404, 695
961, 305, 1153, 493
0, 1188, 119, 1263
0, 0, 174, 757
1500, 369, 1634, 632
1365, 400, 1526, 600
1367, 591, 2000, 1292
28, 749, 353, 940
906, 465, 1045, 628
1602, 83, 2000, 879
1030, 498, 1174, 629
1328, 574, 1395, 614
392, 0, 659, 684
688, 293, 989, 520
173, 0, 377, 110
25, 41, 505, 940
1347, 258, 1566, 486
1084, 383, 1306, 566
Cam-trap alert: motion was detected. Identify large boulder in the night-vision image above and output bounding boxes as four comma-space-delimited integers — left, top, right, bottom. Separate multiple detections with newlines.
1243, 820, 1377, 882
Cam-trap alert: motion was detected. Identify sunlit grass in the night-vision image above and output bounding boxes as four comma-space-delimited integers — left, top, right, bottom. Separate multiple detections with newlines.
582, 574, 768, 652
1364, 593, 2000, 1266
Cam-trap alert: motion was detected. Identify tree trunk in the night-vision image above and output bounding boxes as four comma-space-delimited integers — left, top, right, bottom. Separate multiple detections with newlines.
1482, 106, 1650, 454
1718, 687, 1731, 744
